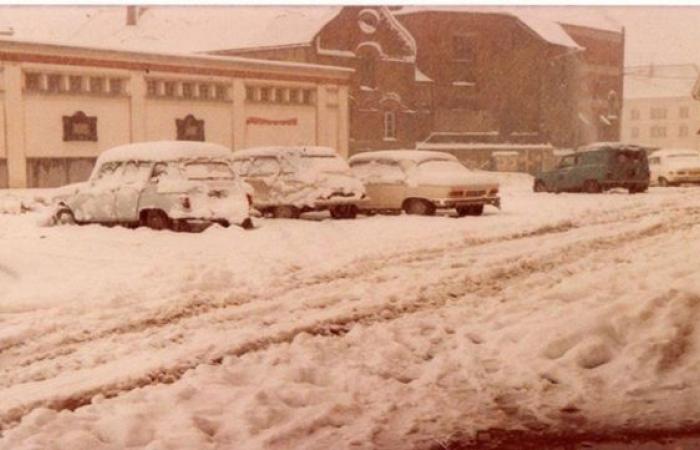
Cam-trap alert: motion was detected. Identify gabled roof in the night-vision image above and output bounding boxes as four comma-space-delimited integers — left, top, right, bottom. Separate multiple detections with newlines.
0, 5, 342, 54
625, 64, 699, 99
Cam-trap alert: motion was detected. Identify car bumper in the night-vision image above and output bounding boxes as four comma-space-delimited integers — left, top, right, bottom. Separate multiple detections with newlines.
312, 196, 369, 208
667, 175, 700, 184
433, 196, 501, 209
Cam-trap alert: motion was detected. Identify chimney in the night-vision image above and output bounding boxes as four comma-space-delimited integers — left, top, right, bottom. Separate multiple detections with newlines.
126, 6, 137, 26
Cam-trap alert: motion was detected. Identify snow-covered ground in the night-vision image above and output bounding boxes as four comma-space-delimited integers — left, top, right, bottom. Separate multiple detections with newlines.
1, 173, 700, 449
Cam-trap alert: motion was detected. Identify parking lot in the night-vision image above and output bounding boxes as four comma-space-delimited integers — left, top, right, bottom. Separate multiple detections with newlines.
2, 175, 700, 449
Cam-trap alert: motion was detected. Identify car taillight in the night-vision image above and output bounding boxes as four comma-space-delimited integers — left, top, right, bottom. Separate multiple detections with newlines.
489, 188, 499, 195
449, 190, 463, 198
180, 196, 191, 209
246, 194, 253, 206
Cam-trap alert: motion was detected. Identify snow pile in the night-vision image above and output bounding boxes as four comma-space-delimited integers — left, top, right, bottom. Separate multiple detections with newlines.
1, 186, 700, 449
0, 191, 55, 215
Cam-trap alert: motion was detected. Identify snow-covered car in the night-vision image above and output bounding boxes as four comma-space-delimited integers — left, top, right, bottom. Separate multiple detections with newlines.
230, 146, 366, 219
54, 141, 254, 230
348, 150, 501, 216
649, 148, 700, 186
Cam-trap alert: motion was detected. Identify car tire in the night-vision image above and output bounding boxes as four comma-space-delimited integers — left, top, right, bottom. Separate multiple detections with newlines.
533, 180, 547, 193
240, 218, 254, 230
272, 205, 300, 219
143, 210, 171, 231
330, 205, 358, 219
583, 180, 602, 194
403, 199, 435, 216
55, 207, 76, 225
658, 177, 669, 187
458, 205, 484, 216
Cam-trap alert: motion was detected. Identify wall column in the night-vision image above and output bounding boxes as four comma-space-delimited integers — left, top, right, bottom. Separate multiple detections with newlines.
231, 79, 246, 151
129, 72, 147, 143
337, 85, 349, 158
315, 84, 328, 147
3, 64, 27, 188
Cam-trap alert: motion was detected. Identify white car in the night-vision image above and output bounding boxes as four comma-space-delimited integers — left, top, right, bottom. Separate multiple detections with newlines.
649, 149, 700, 186
348, 150, 500, 216
54, 141, 254, 230
231, 146, 366, 219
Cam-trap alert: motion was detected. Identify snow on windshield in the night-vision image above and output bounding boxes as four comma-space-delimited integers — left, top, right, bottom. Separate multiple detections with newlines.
184, 162, 234, 180
668, 153, 700, 160
297, 155, 350, 174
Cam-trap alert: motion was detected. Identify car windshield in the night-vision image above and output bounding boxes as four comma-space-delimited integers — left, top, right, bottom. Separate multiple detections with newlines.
298, 155, 351, 174
417, 159, 469, 174
184, 161, 234, 180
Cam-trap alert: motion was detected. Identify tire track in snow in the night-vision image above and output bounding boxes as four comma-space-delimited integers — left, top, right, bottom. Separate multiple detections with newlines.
2, 205, 698, 433
0, 199, 667, 363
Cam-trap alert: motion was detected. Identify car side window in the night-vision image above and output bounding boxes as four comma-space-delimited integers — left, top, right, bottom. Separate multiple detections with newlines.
373, 160, 406, 183
247, 157, 280, 177
122, 161, 152, 184
559, 155, 575, 168
93, 161, 123, 183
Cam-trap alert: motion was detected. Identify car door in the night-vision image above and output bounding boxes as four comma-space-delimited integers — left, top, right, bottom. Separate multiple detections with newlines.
239, 156, 280, 207
357, 159, 407, 210
114, 160, 152, 222
72, 162, 122, 222
554, 155, 577, 191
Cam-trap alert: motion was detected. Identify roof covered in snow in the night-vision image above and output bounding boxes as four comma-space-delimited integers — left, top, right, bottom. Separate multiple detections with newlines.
96, 141, 233, 165
0, 5, 342, 54
392, 6, 624, 50
349, 150, 457, 164
624, 64, 699, 99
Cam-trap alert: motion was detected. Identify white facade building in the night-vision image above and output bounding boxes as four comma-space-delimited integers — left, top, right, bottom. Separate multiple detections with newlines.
622, 64, 700, 150
0, 39, 351, 188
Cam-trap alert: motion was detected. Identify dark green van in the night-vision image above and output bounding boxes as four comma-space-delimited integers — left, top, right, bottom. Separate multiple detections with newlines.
533, 143, 651, 194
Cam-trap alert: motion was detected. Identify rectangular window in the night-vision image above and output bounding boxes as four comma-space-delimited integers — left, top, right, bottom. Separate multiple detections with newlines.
679, 106, 690, 118
650, 125, 667, 138
631, 127, 639, 138
303, 89, 314, 105
289, 88, 300, 103
25, 73, 42, 91
260, 87, 271, 102
630, 109, 640, 120
215, 84, 227, 100
69, 75, 82, 93
274, 87, 286, 103
198, 84, 210, 99
245, 86, 255, 101
109, 78, 123, 95
146, 80, 158, 96
90, 77, 105, 94
182, 82, 193, 98
47, 74, 62, 92
384, 111, 396, 140
650, 107, 667, 120
164, 81, 176, 97
679, 124, 689, 137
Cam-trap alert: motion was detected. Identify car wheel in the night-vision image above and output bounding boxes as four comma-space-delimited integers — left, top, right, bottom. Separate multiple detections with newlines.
658, 177, 669, 187
240, 218, 254, 230
583, 180, 602, 194
470, 204, 484, 216
456, 206, 470, 217
330, 205, 358, 219
272, 205, 300, 219
403, 199, 435, 216
533, 180, 547, 193
144, 210, 171, 231
54, 207, 76, 225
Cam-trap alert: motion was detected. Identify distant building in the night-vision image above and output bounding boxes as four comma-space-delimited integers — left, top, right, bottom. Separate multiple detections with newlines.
623, 64, 700, 150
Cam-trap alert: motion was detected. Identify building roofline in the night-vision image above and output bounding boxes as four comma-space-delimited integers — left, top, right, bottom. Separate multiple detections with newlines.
0, 37, 354, 82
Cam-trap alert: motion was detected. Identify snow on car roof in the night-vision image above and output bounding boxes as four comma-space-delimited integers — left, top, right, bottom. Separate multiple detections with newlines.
650, 148, 700, 157
232, 146, 340, 159
576, 142, 649, 153
96, 141, 233, 165
349, 150, 457, 164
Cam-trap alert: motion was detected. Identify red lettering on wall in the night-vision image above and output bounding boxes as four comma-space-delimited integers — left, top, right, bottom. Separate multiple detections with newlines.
246, 117, 298, 126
